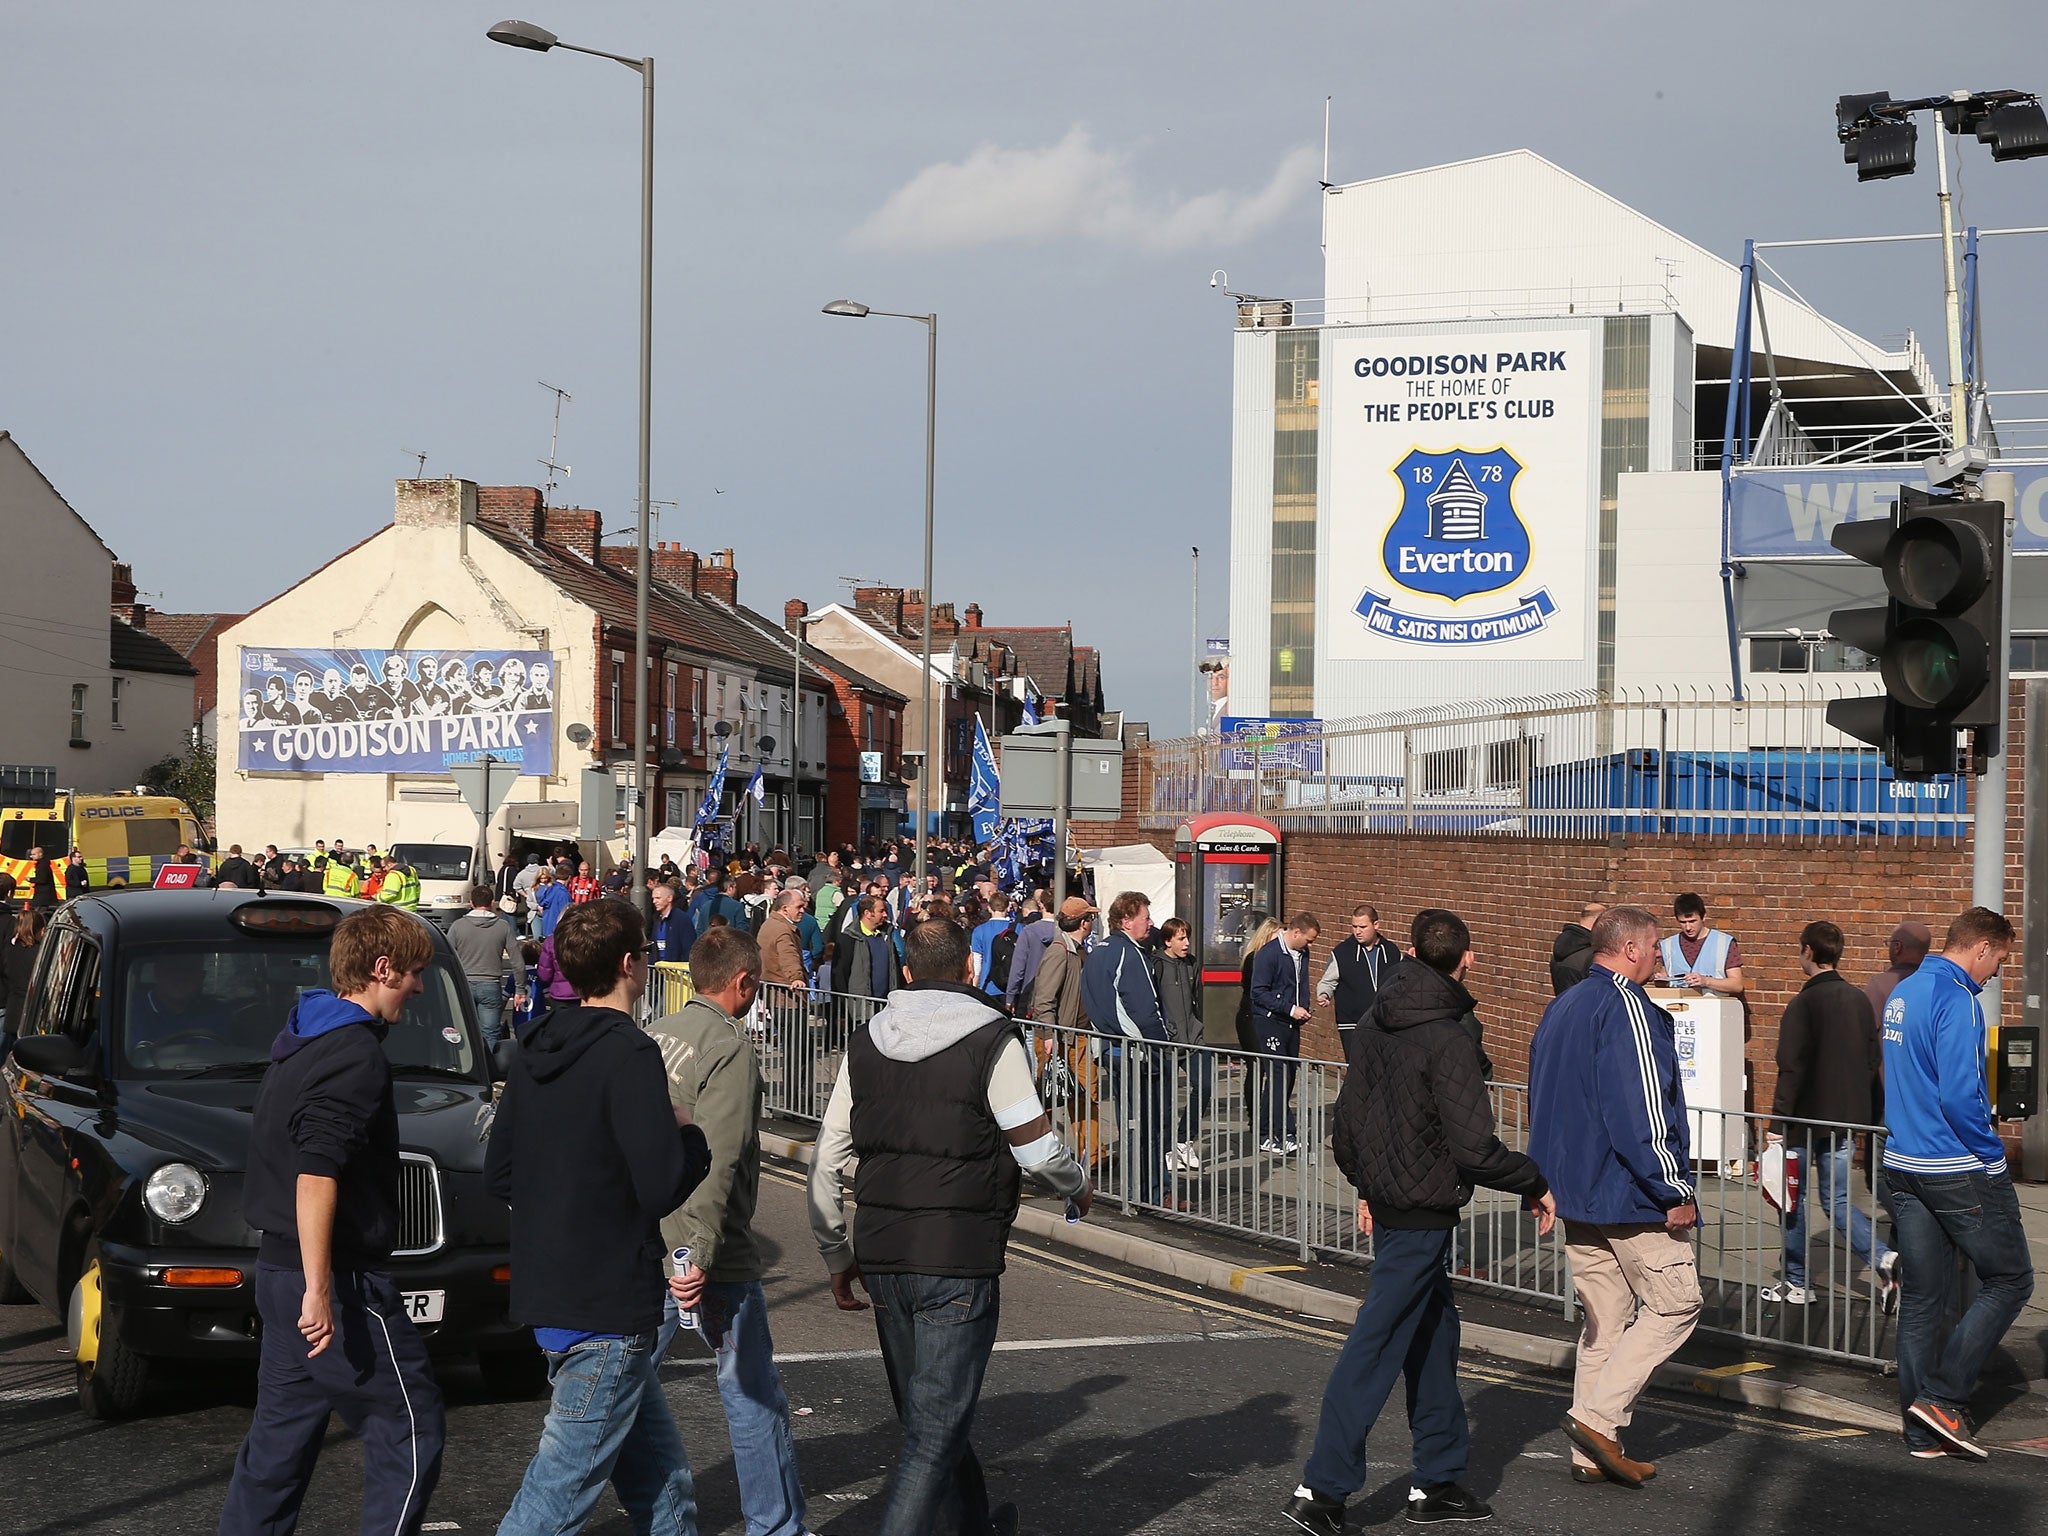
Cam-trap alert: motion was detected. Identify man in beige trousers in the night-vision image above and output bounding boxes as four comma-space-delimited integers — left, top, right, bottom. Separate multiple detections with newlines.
1528, 905, 1703, 1488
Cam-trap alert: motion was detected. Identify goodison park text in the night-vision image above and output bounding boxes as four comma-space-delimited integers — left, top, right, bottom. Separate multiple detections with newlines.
1354, 350, 1568, 378
1396, 546, 1515, 575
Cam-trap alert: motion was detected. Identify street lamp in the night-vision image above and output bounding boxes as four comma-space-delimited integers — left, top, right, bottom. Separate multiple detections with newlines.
822, 299, 938, 888
489, 18, 657, 924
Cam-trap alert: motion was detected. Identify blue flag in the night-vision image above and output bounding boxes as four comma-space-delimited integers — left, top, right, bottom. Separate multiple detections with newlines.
695, 743, 731, 828
745, 763, 766, 805
1021, 696, 1041, 727
969, 716, 1001, 844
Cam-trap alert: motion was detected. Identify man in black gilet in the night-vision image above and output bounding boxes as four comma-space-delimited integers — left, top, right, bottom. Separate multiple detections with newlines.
808, 916, 1092, 1536
1316, 904, 1402, 1068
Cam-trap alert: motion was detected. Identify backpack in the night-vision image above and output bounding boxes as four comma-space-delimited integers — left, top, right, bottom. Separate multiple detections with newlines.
988, 921, 1021, 996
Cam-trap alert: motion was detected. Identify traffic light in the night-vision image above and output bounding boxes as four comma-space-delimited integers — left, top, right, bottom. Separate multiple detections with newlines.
1825, 487, 2006, 778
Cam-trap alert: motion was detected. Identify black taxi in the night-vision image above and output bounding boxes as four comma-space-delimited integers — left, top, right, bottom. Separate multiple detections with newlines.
0, 888, 541, 1416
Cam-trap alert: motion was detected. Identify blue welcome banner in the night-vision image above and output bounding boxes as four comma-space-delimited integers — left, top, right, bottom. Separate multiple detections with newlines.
1728, 465, 2048, 559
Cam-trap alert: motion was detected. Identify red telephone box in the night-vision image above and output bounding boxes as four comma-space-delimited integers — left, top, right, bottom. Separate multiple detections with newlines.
1174, 813, 1283, 1044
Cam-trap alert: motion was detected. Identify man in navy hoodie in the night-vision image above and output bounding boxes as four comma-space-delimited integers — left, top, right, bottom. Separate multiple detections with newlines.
220, 906, 445, 1536
488, 897, 713, 1534
1880, 906, 2035, 1461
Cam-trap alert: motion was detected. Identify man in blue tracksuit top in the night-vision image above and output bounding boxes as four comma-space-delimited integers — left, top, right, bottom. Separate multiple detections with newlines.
1529, 905, 1700, 1488
1249, 914, 1322, 1152
1880, 906, 2035, 1461
1080, 890, 1172, 1206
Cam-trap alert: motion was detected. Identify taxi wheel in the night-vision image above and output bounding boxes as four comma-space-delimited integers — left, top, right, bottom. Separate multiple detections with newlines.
72, 1258, 150, 1419
477, 1344, 548, 1400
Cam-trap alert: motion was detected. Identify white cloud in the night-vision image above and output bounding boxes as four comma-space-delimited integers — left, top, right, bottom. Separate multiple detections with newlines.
849, 129, 1317, 255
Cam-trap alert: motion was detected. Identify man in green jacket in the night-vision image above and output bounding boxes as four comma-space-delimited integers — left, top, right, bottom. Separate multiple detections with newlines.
648, 925, 811, 1536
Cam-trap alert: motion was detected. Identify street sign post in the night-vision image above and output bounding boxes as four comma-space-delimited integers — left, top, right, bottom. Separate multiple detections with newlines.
448, 754, 523, 884
999, 721, 1124, 908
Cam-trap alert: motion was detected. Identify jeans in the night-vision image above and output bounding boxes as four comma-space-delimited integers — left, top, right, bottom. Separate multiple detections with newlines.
1104, 1043, 1171, 1205
1255, 1020, 1301, 1141
1883, 1167, 2035, 1443
868, 1272, 1002, 1536
655, 1285, 807, 1536
1302, 1227, 1468, 1498
1176, 1049, 1213, 1144
219, 1265, 445, 1536
1781, 1133, 1891, 1288
497, 1331, 698, 1536
470, 978, 507, 1052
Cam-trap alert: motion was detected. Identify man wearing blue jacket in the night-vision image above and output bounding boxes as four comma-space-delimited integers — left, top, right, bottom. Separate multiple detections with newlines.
1249, 914, 1321, 1153
1880, 906, 2034, 1461
1081, 891, 1172, 1206
1529, 905, 1700, 1489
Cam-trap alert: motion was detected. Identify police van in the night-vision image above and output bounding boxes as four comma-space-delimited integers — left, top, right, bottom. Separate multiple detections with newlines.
0, 792, 210, 891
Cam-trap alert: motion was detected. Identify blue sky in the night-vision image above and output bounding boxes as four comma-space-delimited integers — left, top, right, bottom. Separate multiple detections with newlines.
6, 2, 2045, 732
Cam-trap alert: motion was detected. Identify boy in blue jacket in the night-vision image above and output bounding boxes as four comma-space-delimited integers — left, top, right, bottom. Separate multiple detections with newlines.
1880, 906, 2034, 1461
1529, 905, 1700, 1489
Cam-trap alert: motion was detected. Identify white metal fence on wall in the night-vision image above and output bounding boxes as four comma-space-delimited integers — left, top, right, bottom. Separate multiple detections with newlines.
1145, 683, 1970, 844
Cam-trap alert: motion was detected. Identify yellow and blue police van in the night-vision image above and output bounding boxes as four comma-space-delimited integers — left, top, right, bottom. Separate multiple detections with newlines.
0, 792, 210, 891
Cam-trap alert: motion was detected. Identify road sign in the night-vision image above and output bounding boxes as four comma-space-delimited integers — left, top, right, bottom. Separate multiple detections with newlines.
153, 864, 204, 890
449, 755, 522, 823
998, 722, 1124, 820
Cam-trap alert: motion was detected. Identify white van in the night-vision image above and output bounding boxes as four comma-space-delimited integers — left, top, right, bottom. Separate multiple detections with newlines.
391, 841, 481, 928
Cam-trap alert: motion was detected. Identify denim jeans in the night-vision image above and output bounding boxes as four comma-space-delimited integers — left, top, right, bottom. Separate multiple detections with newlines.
1781, 1134, 1891, 1288
655, 1285, 807, 1536
868, 1272, 1002, 1536
1104, 1044, 1171, 1205
1302, 1226, 1468, 1498
1176, 1050, 1213, 1144
1883, 1167, 2036, 1443
470, 978, 506, 1052
1255, 1021, 1301, 1141
497, 1331, 698, 1536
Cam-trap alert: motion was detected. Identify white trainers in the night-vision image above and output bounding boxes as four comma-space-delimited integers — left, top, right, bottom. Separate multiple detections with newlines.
1259, 1137, 1283, 1153
1173, 1140, 1203, 1172
1878, 1251, 1901, 1315
1278, 1138, 1301, 1156
1761, 1281, 1812, 1305
1164, 1145, 1188, 1172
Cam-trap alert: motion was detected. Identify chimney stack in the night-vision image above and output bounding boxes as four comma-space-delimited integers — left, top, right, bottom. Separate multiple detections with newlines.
784, 598, 808, 634
964, 602, 984, 629
540, 507, 601, 565
853, 586, 905, 633
477, 486, 544, 542
649, 541, 701, 593
394, 478, 475, 529
696, 548, 738, 606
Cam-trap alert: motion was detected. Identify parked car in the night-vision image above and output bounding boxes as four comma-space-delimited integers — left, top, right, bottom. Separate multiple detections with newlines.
0, 888, 541, 1416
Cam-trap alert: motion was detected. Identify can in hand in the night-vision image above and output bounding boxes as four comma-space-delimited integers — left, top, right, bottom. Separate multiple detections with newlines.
670, 1246, 698, 1331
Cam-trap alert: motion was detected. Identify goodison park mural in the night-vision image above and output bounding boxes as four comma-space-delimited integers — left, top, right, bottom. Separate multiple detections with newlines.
236, 649, 557, 775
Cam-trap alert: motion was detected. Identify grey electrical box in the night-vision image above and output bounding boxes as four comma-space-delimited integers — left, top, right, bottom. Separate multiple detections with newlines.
998, 725, 1124, 821
579, 767, 617, 842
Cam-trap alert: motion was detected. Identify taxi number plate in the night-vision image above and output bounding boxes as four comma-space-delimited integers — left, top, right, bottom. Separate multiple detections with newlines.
402, 1290, 445, 1323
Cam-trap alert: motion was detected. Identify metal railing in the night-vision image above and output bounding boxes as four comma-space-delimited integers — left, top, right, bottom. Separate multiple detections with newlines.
747, 995, 1898, 1369
1143, 683, 1969, 843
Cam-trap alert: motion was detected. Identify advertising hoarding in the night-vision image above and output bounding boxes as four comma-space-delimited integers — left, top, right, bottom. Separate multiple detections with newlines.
1324, 329, 1595, 662
236, 648, 557, 775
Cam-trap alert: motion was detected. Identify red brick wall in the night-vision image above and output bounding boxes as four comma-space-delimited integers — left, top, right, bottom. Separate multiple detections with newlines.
1073, 687, 2028, 1114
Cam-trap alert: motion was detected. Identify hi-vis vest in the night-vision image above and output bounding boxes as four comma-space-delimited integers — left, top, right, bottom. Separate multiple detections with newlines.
323, 861, 359, 898
377, 868, 420, 909
1660, 929, 1733, 983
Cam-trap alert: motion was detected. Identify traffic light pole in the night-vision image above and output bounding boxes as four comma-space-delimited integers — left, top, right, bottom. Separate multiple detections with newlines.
1977, 471, 2018, 1030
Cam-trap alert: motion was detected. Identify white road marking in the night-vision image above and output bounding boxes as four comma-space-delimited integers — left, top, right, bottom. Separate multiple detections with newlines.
664, 1329, 1268, 1370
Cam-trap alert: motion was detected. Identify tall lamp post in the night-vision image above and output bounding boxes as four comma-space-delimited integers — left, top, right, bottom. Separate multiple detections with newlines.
822, 299, 937, 888
489, 18, 657, 924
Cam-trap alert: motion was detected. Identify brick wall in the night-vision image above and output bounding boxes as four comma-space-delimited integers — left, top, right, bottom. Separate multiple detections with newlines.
1073, 686, 2029, 1115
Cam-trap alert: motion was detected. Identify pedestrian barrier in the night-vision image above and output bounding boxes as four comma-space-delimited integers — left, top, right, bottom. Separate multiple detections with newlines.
742, 993, 1900, 1371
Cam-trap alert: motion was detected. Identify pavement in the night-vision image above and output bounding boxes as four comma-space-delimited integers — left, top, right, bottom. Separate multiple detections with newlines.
4, 1162, 2047, 1535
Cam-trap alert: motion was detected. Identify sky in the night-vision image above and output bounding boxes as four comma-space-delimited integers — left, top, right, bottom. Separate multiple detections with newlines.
6, 2, 2047, 735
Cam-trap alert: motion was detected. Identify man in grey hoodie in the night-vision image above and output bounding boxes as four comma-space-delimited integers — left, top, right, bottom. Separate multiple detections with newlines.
809, 916, 1092, 1536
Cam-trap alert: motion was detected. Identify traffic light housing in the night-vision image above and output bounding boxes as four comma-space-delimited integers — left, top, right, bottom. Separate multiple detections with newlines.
1825, 487, 2006, 778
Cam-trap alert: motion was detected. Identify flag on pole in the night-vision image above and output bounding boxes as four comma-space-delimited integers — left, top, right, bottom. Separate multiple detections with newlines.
969, 716, 1001, 845
745, 763, 766, 805
1021, 696, 1041, 727
695, 743, 731, 828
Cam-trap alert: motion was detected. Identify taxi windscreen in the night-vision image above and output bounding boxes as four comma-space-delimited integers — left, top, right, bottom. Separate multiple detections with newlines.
115, 942, 481, 1080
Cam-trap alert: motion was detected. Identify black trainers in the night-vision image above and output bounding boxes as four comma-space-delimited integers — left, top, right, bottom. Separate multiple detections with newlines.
1406, 1483, 1494, 1523
1281, 1484, 1346, 1535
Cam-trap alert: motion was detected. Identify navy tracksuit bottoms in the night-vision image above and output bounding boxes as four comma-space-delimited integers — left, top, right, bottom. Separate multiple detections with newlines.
218, 1263, 446, 1536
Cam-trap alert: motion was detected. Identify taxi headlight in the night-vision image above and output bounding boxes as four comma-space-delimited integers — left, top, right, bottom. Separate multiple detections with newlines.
144, 1163, 208, 1224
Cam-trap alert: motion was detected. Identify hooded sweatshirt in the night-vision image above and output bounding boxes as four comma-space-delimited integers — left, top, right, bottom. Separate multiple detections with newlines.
809, 982, 1088, 1276
485, 1003, 712, 1335
1549, 923, 1595, 996
243, 990, 401, 1268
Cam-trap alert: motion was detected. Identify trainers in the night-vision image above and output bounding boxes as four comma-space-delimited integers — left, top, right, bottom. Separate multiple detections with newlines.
1907, 1399, 1989, 1460
1165, 1145, 1188, 1172
1280, 1138, 1301, 1155
1281, 1483, 1345, 1536
1908, 1447, 1949, 1460
1760, 1281, 1812, 1305
1878, 1252, 1902, 1315
1406, 1482, 1493, 1523
1174, 1139, 1204, 1172
1260, 1137, 1284, 1153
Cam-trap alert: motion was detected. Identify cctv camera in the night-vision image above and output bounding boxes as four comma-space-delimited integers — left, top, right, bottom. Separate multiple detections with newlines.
1923, 443, 1989, 489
